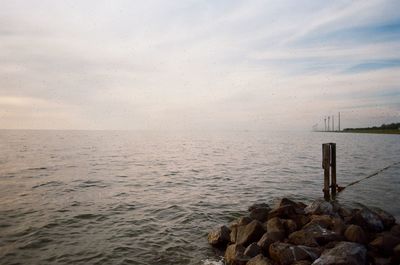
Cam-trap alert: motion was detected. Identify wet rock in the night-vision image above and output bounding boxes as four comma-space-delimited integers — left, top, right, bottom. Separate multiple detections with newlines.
268, 205, 297, 220
276, 198, 306, 210
249, 203, 271, 222
344, 225, 367, 244
312, 241, 366, 265
244, 242, 261, 258
230, 225, 238, 243
288, 224, 342, 247
351, 208, 384, 232
371, 208, 396, 229
269, 242, 321, 265
246, 254, 274, 265
236, 220, 265, 246
291, 214, 311, 228
208, 225, 231, 247
369, 233, 400, 255
224, 244, 249, 265
304, 200, 333, 216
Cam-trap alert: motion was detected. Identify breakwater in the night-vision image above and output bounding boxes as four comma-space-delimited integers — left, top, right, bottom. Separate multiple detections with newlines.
208, 198, 400, 265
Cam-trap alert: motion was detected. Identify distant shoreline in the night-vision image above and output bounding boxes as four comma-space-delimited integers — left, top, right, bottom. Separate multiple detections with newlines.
315, 130, 400, 135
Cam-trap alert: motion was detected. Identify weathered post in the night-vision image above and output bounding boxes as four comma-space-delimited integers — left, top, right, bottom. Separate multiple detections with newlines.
330, 143, 337, 198
322, 143, 331, 200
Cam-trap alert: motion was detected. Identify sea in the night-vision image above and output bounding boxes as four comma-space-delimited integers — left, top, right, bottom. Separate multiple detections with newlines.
0, 130, 399, 265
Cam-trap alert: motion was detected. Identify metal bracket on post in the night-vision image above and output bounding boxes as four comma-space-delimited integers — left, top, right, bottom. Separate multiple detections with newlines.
322, 143, 337, 200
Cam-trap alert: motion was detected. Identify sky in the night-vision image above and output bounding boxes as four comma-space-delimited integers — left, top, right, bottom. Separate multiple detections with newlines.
0, 0, 399, 131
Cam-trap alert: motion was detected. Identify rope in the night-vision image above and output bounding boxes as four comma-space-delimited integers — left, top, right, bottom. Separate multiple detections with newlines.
337, 161, 400, 193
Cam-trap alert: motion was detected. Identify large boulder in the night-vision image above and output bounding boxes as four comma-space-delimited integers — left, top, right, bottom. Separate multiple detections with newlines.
351, 208, 384, 232
369, 233, 400, 255
257, 232, 282, 255
305, 200, 333, 216
371, 207, 396, 229
289, 224, 343, 247
236, 220, 265, 246
246, 254, 274, 265
391, 224, 400, 238
392, 244, 400, 264
249, 203, 271, 222
269, 242, 321, 265
244, 242, 261, 258
208, 225, 231, 247
224, 244, 249, 265
266, 217, 286, 239
303, 215, 333, 229
344, 225, 367, 244
282, 218, 298, 235
312, 241, 367, 265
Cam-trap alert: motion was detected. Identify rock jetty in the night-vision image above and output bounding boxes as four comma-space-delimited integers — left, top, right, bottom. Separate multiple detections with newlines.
207, 198, 400, 265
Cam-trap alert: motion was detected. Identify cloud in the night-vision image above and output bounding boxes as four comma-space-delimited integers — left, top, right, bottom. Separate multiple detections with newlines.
0, 0, 399, 130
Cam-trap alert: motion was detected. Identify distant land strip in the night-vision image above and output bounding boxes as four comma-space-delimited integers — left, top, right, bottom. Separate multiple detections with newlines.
343, 122, 400, 134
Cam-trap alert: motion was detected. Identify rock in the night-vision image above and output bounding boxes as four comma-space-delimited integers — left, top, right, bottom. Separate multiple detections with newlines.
391, 224, 400, 238
224, 244, 249, 265
249, 203, 271, 222
331, 217, 346, 235
257, 232, 281, 255
371, 208, 396, 229
208, 225, 231, 247
369, 233, 400, 255
244, 242, 261, 258
266, 217, 286, 238
230, 225, 238, 243
276, 198, 306, 210
283, 219, 298, 235
268, 205, 297, 220
288, 224, 342, 247
392, 244, 400, 264
312, 241, 366, 265
236, 220, 265, 246
269, 242, 321, 265
351, 208, 384, 232
344, 225, 367, 244
303, 215, 333, 229
304, 200, 333, 216
236, 216, 253, 226
246, 254, 274, 265
291, 214, 311, 228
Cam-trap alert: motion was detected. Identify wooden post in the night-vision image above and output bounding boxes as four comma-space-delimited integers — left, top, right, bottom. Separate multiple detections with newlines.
322, 144, 331, 200
330, 143, 337, 198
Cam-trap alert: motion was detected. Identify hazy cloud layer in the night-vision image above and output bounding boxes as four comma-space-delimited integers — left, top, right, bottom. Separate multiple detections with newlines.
1, 0, 399, 130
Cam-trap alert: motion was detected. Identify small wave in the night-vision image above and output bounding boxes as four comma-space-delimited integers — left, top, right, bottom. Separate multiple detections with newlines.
27, 167, 47, 171
32, 181, 63, 189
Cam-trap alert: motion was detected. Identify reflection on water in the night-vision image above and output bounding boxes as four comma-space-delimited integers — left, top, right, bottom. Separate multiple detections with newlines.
0, 130, 399, 264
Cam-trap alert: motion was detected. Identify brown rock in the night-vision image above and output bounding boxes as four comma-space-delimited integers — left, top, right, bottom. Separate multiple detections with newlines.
224, 244, 249, 265
269, 242, 320, 265
244, 242, 261, 258
312, 241, 366, 265
369, 233, 400, 255
344, 225, 367, 244
283, 219, 298, 235
236, 220, 265, 246
266, 217, 286, 239
268, 205, 297, 220
257, 231, 285, 255
208, 225, 231, 247
237, 216, 253, 226
246, 254, 274, 265
249, 203, 271, 222
288, 224, 342, 247
303, 215, 332, 229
